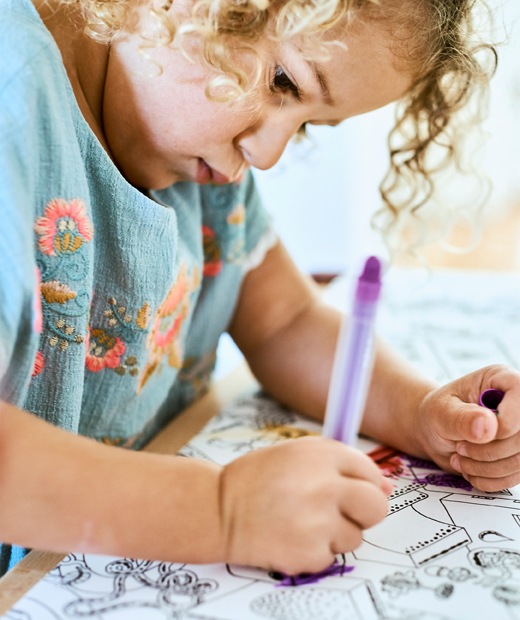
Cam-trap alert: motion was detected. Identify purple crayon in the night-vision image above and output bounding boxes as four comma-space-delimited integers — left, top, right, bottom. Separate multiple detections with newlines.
323, 256, 383, 445
479, 388, 504, 414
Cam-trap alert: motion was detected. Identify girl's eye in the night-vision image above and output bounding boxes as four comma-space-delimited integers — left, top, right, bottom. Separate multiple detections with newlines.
270, 65, 302, 101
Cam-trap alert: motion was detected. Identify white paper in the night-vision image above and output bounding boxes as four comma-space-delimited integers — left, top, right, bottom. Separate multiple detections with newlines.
4, 269, 520, 620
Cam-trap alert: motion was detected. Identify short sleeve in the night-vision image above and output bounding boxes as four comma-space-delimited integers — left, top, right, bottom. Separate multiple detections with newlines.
198, 170, 277, 277
0, 5, 57, 403
237, 171, 278, 273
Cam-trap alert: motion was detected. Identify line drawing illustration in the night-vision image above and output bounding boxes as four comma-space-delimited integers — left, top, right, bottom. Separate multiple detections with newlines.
3, 270, 519, 620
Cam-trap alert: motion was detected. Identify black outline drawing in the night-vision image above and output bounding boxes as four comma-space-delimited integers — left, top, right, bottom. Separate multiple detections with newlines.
6, 271, 520, 620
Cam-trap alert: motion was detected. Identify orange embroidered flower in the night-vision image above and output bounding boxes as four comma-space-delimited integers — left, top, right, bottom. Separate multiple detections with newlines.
227, 203, 245, 225
137, 264, 199, 392
152, 267, 188, 350
40, 280, 77, 304
35, 198, 94, 256
86, 328, 126, 372
202, 225, 222, 277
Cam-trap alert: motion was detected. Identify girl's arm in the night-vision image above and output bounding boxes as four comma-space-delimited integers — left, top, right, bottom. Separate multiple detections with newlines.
230, 240, 520, 491
0, 399, 224, 563
229, 240, 434, 426
0, 397, 390, 574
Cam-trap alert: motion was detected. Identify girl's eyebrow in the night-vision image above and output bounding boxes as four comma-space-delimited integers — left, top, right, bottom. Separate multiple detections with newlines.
308, 60, 335, 106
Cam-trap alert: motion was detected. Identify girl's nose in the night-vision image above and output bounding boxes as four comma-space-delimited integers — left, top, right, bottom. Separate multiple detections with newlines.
237, 117, 299, 171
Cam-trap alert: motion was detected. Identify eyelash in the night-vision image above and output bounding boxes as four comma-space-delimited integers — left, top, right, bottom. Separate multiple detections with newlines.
270, 65, 308, 138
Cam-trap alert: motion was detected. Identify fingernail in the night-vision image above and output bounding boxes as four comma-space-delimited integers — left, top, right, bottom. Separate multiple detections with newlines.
451, 455, 462, 472
472, 416, 486, 440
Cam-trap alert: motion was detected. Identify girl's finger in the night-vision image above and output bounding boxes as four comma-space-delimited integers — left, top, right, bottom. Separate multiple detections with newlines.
452, 450, 520, 481
338, 478, 389, 530
437, 402, 498, 444
461, 469, 520, 494
456, 434, 520, 462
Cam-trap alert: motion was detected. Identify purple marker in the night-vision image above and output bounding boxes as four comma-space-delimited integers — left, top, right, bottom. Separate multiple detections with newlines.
479, 388, 504, 414
323, 256, 383, 444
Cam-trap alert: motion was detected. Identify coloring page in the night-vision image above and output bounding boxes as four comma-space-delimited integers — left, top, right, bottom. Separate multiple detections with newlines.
3, 269, 520, 620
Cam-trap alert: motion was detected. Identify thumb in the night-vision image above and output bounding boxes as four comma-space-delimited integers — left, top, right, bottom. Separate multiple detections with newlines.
445, 402, 498, 444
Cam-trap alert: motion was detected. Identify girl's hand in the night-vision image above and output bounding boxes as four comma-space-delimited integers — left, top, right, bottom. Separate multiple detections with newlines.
415, 364, 520, 492
218, 436, 392, 575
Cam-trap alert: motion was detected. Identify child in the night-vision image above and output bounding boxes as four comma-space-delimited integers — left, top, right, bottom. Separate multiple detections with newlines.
0, 0, 519, 577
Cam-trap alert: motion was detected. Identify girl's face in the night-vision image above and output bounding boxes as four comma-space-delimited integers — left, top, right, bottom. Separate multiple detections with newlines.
103, 10, 412, 190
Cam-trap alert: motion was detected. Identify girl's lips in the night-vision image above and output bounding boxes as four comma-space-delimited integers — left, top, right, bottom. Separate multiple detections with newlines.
196, 159, 230, 185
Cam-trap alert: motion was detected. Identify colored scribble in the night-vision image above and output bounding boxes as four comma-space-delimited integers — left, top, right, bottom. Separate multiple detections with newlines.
368, 446, 473, 491
272, 561, 354, 587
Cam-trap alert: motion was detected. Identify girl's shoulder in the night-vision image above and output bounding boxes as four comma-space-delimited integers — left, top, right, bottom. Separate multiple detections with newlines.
0, 0, 60, 94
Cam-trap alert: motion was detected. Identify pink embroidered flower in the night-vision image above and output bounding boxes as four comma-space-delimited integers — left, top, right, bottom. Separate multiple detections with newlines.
152, 267, 188, 349
32, 351, 45, 377
86, 328, 126, 372
35, 198, 94, 256
202, 225, 222, 277
137, 264, 199, 392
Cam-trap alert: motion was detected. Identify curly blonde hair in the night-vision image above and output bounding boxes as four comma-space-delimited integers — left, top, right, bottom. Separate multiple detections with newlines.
62, 0, 496, 251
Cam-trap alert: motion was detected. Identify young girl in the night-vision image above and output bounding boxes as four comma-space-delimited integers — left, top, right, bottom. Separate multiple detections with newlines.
1, 0, 519, 577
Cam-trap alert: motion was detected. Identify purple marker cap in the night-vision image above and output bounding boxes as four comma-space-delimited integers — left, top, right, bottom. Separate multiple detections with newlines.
356, 256, 382, 304
479, 388, 504, 413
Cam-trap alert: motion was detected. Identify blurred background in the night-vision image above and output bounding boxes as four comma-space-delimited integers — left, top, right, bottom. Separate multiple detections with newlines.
252, 0, 520, 277
216, 0, 520, 377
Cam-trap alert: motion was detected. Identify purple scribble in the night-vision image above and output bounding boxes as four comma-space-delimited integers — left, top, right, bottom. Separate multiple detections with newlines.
414, 472, 473, 491
275, 561, 354, 587
400, 454, 473, 491
403, 454, 442, 470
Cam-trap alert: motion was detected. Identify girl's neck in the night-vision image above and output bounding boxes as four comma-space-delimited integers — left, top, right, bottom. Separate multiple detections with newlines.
33, 0, 113, 155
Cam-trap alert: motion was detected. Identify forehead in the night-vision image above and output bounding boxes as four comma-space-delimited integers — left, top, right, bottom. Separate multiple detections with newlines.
293, 14, 415, 119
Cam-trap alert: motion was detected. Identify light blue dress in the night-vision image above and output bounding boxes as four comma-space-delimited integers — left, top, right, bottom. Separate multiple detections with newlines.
0, 0, 273, 572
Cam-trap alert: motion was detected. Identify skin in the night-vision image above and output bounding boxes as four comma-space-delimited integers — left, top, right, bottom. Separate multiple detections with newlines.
0, 0, 519, 575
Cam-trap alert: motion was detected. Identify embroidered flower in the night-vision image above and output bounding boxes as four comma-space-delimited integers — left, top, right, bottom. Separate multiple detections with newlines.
137, 264, 199, 392
86, 328, 126, 372
227, 203, 245, 226
32, 351, 44, 377
202, 225, 222, 277
152, 269, 188, 350
35, 198, 94, 256
40, 280, 77, 304
225, 203, 246, 263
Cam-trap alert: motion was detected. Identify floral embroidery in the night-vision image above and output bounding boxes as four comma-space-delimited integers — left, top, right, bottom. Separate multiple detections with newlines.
33, 197, 94, 358
138, 264, 200, 393
40, 280, 77, 304
32, 351, 45, 377
86, 328, 126, 372
227, 203, 245, 226
178, 349, 217, 399
225, 202, 246, 262
202, 225, 222, 277
202, 203, 246, 275
48, 318, 84, 351
34, 198, 94, 256
99, 435, 140, 449
104, 298, 151, 331
85, 298, 151, 375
